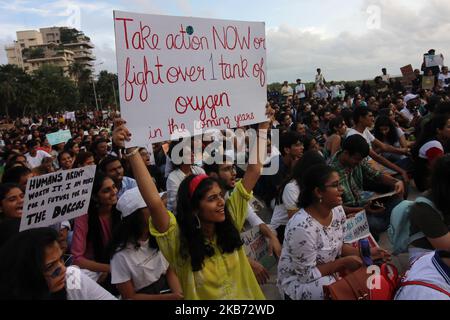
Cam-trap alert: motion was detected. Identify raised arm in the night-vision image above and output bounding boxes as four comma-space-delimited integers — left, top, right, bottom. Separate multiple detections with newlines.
113, 126, 169, 233
242, 120, 270, 193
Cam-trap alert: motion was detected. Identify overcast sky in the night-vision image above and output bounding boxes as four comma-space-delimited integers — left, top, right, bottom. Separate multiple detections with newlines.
1, 0, 450, 82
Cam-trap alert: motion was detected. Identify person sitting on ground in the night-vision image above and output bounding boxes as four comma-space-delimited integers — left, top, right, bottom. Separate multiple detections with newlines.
255, 131, 304, 207
408, 155, 450, 262
271, 150, 326, 244
99, 156, 137, 198
57, 151, 74, 171
113, 121, 269, 299
330, 135, 404, 240
165, 138, 206, 214
25, 140, 52, 169
395, 250, 450, 300
71, 173, 121, 293
346, 107, 409, 183
203, 152, 282, 285
110, 188, 183, 300
73, 151, 96, 168
277, 164, 389, 300
0, 228, 116, 300
411, 113, 450, 192
324, 116, 348, 160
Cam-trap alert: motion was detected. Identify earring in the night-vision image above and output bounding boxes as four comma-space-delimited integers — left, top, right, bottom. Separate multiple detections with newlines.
195, 215, 201, 229
319, 198, 323, 204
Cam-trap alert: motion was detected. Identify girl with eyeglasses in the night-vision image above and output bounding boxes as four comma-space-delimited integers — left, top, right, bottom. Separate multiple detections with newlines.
0, 228, 116, 300
277, 164, 389, 300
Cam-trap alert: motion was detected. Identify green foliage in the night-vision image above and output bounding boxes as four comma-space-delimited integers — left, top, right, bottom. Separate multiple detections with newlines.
60, 27, 84, 44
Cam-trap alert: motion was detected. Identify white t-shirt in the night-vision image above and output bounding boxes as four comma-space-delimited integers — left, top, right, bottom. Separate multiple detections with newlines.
111, 240, 170, 292
400, 108, 415, 122
395, 252, 450, 300
346, 128, 375, 149
438, 73, 450, 88
270, 181, 300, 230
295, 84, 306, 99
166, 166, 206, 213
25, 150, 52, 168
66, 266, 117, 300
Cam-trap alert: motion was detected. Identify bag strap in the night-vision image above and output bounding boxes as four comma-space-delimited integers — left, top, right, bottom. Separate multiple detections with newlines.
409, 197, 442, 244
344, 269, 370, 300
400, 281, 450, 297
415, 197, 443, 218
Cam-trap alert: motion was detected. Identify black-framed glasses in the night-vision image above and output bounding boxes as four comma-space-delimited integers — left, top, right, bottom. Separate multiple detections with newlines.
45, 255, 71, 279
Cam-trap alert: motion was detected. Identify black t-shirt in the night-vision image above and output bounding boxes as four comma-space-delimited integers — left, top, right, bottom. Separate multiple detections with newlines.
410, 197, 450, 250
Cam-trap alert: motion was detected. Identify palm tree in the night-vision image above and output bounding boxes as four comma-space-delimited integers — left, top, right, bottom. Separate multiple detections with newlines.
0, 80, 15, 117
68, 61, 85, 84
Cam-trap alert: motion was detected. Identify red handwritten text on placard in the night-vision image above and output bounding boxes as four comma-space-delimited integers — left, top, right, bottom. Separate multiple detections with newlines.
115, 18, 161, 50
212, 26, 251, 50
175, 92, 230, 121
123, 56, 165, 102
166, 25, 210, 50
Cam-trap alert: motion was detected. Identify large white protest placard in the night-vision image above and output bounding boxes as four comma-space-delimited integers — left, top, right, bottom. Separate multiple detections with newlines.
114, 11, 267, 147
425, 54, 444, 68
344, 210, 371, 244
20, 166, 96, 232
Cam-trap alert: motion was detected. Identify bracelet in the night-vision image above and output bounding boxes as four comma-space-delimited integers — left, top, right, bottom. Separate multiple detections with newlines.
124, 148, 139, 158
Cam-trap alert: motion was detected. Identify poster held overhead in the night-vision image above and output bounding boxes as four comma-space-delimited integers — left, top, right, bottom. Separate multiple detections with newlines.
20, 166, 96, 232
113, 11, 267, 148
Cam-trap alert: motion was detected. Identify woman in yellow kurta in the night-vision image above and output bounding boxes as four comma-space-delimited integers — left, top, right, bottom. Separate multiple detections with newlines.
113, 123, 268, 300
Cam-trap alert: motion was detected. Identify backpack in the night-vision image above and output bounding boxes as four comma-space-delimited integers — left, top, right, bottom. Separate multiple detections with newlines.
388, 196, 442, 256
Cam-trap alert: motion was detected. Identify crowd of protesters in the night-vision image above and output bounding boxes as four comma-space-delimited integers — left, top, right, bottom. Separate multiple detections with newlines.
0, 53, 449, 300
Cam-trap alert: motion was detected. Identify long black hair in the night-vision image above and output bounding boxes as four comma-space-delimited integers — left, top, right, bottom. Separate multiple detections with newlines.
275, 150, 326, 205
0, 228, 64, 300
374, 115, 399, 145
430, 155, 450, 216
87, 173, 121, 263
109, 209, 159, 259
176, 175, 243, 271
412, 114, 450, 160
298, 164, 336, 208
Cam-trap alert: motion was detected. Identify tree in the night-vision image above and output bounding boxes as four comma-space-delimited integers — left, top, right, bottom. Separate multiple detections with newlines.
0, 64, 34, 117
32, 65, 79, 114
95, 70, 119, 109
68, 61, 85, 85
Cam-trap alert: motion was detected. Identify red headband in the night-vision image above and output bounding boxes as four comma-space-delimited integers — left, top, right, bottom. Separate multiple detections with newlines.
189, 175, 209, 198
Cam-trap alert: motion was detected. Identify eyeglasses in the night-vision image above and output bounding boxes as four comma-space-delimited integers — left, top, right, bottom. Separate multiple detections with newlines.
44, 255, 71, 279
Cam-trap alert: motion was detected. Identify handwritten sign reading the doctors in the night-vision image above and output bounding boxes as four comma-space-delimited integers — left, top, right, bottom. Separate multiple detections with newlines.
113, 11, 267, 147
344, 211, 371, 244
20, 166, 96, 232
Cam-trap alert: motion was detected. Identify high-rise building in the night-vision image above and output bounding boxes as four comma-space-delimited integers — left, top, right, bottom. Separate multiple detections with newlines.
4, 27, 95, 78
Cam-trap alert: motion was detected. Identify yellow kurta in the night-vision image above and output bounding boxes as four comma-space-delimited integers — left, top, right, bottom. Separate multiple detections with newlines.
150, 180, 265, 300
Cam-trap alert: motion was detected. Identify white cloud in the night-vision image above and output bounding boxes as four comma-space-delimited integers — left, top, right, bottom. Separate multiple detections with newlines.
266, 0, 450, 82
